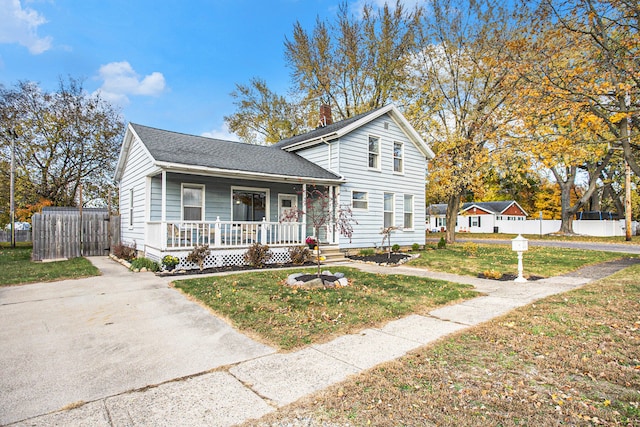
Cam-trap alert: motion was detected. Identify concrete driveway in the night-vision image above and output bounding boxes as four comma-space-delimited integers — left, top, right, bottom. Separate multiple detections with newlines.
0, 257, 275, 425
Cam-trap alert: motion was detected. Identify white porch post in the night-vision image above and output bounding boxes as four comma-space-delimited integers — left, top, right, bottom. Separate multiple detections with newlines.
214, 216, 222, 247
302, 183, 307, 238
161, 170, 167, 250
328, 185, 335, 244
260, 217, 268, 245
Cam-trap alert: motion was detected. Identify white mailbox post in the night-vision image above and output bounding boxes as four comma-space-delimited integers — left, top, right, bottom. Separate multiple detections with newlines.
511, 234, 529, 283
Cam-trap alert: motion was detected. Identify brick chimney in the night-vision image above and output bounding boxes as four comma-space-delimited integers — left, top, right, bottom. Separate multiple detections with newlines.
319, 104, 333, 127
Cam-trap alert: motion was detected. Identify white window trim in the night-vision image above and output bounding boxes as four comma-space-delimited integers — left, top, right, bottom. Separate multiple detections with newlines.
368, 134, 381, 171
403, 194, 414, 230
352, 190, 369, 210
393, 141, 404, 174
383, 192, 395, 228
128, 187, 134, 229
231, 186, 270, 221
181, 183, 205, 222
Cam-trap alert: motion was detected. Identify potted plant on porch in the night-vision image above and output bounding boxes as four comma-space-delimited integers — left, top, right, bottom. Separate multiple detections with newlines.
305, 236, 318, 249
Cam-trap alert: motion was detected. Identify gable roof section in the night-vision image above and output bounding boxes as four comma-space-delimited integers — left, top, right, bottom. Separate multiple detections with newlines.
427, 201, 528, 217
114, 123, 343, 183
274, 104, 435, 159
461, 201, 528, 216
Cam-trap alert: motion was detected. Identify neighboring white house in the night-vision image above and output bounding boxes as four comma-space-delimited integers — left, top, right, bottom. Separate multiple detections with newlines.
427, 201, 528, 233
114, 104, 435, 270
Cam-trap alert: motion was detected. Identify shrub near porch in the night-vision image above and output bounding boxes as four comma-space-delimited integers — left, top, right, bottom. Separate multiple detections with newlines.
173, 267, 477, 350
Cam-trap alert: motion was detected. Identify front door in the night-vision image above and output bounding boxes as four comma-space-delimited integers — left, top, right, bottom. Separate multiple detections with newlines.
278, 194, 299, 243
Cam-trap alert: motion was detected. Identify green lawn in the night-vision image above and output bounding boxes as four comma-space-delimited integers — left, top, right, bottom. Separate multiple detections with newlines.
0, 244, 100, 286
409, 243, 635, 278
252, 265, 640, 426
174, 267, 477, 350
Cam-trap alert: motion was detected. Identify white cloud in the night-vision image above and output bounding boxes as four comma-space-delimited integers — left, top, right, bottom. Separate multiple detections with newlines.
201, 123, 240, 142
95, 61, 166, 105
0, 0, 53, 54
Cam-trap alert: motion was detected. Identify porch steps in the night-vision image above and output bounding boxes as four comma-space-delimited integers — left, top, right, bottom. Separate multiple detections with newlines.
316, 245, 351, 265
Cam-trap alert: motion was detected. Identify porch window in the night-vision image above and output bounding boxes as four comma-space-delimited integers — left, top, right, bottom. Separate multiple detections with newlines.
403, 194, 414, 229
233, 189, 267, 221
182, 185, 204, 221
384, 193, 394, 228
352, 191, 368, 210
393, 142, 403, 173
368, 135, 380, 169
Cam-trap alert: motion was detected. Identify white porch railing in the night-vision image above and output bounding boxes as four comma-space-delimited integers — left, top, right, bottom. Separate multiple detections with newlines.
146, 217, 306, 250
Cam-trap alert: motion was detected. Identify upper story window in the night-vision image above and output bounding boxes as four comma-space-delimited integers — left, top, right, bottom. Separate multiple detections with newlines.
182, 184, 204, 221
352, 191, 368, 210
393, 142, 403, 173
368, 136, 380, 169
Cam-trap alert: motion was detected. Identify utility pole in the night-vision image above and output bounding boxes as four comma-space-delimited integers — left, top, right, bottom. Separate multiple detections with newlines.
9, 129, 17, 248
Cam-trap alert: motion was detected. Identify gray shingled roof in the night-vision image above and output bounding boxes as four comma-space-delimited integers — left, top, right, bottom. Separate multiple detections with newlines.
461, 201, 517, 214
273, 107, 386, 149
130, 123, 342, 181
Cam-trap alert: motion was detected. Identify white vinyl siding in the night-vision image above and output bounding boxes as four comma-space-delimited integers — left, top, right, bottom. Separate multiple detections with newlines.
404, 195, 414, 229
384, 193, 394, 228
327, 113, 427, 248
118, 134, 157, 247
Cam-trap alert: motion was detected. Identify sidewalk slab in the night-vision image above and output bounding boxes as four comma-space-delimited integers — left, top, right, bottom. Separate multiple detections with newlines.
229, 348, 361, 407
312, 328, 418, 370
430, 296, 526, 325
105, 372, 274, 427
379, 314, 467, 344
10, 400, 111, 427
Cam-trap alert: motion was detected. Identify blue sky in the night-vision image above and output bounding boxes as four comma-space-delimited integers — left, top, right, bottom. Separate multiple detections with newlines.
0, 0, 406, 140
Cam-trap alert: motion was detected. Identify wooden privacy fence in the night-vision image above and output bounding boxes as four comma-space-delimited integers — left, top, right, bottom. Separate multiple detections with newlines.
31, 213, 121, 261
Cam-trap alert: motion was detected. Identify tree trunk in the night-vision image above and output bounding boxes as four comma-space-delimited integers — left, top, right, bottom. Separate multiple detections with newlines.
445, 194, 461, 243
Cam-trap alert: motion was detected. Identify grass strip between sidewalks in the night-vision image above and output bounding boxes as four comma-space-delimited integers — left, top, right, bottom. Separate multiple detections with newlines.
408, 243, 634, 278
174, 266, 477, 350
249, 264, 640, 426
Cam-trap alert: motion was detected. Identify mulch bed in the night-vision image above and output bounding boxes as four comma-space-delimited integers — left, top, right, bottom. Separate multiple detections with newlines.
158, 261, 316, 276
347, 253, 412, 265
477, 273, 544, 281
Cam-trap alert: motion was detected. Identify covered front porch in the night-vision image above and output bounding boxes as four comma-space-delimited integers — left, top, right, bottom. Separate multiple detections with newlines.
141, 170, 342, 270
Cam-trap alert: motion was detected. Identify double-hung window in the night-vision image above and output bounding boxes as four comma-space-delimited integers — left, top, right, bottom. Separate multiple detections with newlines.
182, 185, 204, 221
368, 136, 380, 169
352, 191, 368, 210
393, 142, 403, 173
384, 193, 394, 228
403, 195, 414, 229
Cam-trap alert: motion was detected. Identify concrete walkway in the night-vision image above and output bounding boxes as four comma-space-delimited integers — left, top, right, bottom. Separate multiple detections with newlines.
4, 257, 637, 426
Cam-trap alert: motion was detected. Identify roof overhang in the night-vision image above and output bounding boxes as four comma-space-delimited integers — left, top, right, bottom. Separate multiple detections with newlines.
282, 104, 435, 159
153, 161, 346, 186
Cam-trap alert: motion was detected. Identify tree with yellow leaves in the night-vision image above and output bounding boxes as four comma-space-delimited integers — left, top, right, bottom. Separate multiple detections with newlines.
406, 0, 521, 242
